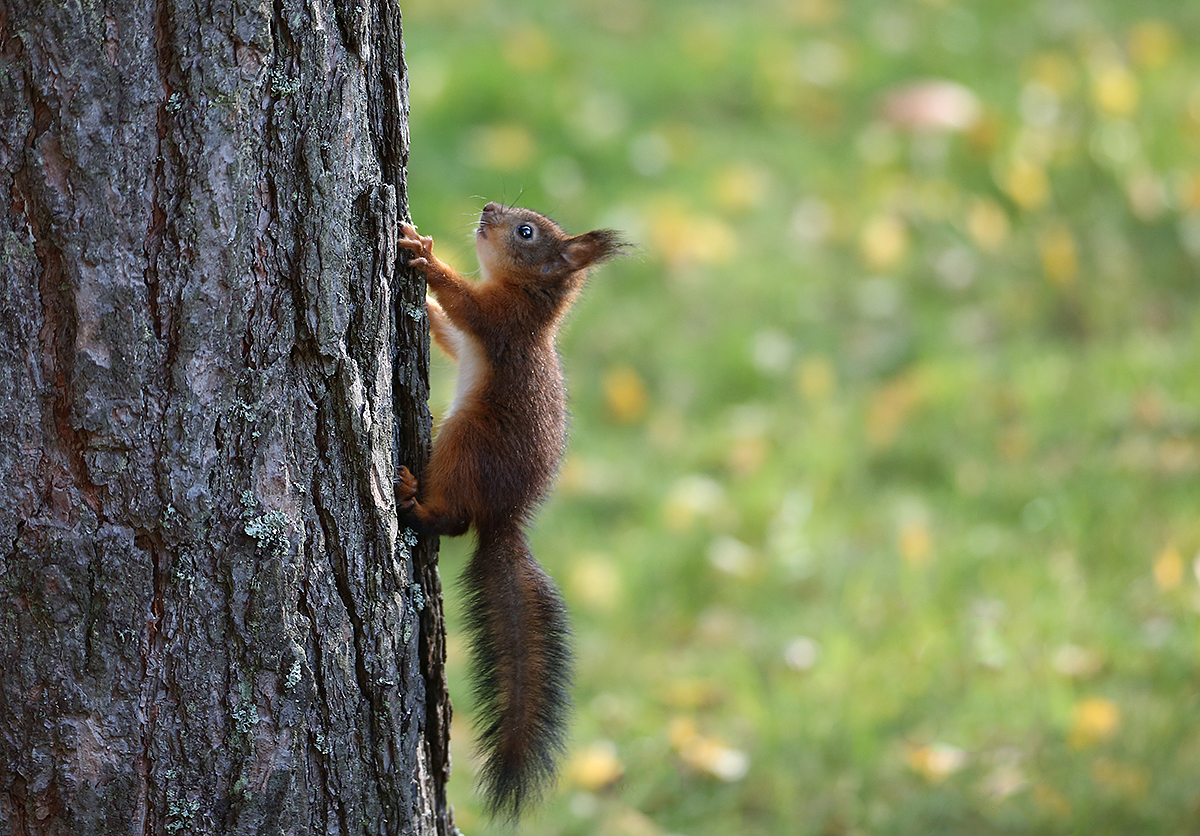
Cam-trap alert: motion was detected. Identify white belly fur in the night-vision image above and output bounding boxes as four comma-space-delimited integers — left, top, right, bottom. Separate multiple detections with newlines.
445, 327, 485, 420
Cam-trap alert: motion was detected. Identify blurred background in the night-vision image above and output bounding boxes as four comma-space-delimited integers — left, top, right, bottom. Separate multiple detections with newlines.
399, 0, 1200, 833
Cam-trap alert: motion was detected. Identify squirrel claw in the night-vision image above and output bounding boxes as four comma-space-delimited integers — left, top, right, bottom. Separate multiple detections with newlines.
395, 466, 419, 509
399, 223, 433, 256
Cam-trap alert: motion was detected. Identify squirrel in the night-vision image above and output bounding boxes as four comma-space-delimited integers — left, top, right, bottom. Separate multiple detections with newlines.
396, 201, 626, 820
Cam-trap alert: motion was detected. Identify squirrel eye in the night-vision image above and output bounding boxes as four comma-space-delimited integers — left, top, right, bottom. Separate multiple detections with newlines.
517, 224, 534, 240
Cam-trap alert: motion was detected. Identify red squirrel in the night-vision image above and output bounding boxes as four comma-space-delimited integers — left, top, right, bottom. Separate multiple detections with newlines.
396, 202, 626, 820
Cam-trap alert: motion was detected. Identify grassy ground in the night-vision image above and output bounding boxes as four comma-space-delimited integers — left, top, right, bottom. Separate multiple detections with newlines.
400, 1, 1200, 833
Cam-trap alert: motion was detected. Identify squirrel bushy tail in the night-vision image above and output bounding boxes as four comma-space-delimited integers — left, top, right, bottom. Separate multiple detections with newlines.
461, 525, 573, 821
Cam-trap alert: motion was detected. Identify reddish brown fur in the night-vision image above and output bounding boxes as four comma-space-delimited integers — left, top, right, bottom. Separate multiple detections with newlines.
396, 202, 626, 819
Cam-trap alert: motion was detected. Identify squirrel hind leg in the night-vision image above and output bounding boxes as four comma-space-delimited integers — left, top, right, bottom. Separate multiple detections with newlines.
394, 466, 471, 536
395, 465, 419, 509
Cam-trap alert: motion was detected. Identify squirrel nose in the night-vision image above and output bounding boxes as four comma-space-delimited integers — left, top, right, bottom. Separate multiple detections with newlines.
482, 201, 501, 215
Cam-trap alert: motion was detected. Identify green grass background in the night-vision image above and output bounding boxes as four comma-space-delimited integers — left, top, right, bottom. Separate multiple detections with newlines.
400, 0, 1200, 833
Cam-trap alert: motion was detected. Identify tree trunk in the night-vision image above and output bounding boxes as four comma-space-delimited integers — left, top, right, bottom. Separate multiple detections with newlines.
0, 2, 452, 834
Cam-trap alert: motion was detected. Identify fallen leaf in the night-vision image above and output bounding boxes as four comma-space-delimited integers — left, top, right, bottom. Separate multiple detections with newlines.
669, 717, 750, 782
1153, 544, 1185, 591
1091, 64, 1139, 118
907, 742, 967, 783
859, 213, 908, 271
604, 365, 649, 424
568, 740, 624, 791
1069, 697, 1120, 749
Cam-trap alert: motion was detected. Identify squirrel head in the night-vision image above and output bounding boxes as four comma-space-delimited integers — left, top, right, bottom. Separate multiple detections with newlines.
475, 202, 627, 293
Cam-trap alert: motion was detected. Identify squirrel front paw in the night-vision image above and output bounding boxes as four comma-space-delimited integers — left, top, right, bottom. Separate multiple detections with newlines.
395, 465, 419, 511
399, 222, 435, 269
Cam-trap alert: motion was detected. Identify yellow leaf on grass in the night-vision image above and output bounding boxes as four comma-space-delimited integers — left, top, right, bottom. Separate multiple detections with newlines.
1091, 757, 1150, 798
649, 203, 736, 269
796, 354, 836, 402
568, 740, 624, 791
603, 365, 649, 424
1174, 172, 1200, 212
569, 556, 622, 612
726, 434, 768, 477
907, 742, 967, 783
1001, 158, 1050, 210
663, 679, 724, 710
1091, 64, 1139, 118
790, 0, 839, 25
669, 718, 749, 782
966, 198, 1010, 252
1153, 543, 1185, 591
899, 520, 932, 569
468, 123, 535, 171
1069, 696, 1120, 749
859, 214, 908, 271
866, 374, 923, 448
502, 24, 552, 72
1038, 223, 1079, 288
605, 807, 663, 836
713, 162, 771, 213
1126, 170, 1166, 220
1032, 782, 1073, 818
1026, 51, 1078, 96
1130, 20, 1178, 68
996, 423, 1031, 463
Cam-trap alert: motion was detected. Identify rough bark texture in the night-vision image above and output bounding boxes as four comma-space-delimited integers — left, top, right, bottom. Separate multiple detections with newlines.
0, 1, 452, 834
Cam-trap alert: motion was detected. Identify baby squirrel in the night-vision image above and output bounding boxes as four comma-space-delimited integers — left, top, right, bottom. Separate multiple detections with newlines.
396, 202, 626, 820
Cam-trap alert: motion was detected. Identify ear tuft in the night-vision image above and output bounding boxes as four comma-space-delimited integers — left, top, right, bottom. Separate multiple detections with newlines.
561, 229, 630, 272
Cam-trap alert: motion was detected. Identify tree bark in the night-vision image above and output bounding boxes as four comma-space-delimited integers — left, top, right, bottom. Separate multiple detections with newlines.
0, 2, 451, 834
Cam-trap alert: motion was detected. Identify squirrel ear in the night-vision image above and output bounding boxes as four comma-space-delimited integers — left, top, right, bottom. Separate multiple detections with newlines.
562, 229, 628, 272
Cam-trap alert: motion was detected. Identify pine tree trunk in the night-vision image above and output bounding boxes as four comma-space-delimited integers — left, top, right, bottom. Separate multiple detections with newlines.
0, 2, 452, 834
